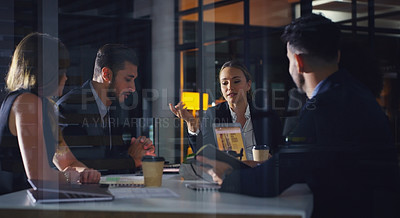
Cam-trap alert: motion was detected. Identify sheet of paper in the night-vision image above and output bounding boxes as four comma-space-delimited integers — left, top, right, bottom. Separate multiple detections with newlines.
108, 187, 179, 199
100, 175, 144, 185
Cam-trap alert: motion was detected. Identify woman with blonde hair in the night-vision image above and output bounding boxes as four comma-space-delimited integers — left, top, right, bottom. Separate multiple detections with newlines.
170, 60, 282, 160
0, 32, 100, 195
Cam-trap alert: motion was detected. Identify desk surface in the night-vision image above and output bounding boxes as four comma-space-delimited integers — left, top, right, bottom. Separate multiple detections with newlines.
0, 175, 313, 218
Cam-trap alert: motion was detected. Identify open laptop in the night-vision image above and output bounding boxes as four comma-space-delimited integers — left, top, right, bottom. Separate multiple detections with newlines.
27, 179, 114, 203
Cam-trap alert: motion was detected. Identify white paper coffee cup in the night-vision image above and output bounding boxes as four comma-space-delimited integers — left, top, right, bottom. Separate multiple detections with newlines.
252, 145, 270, 162
142, 156, 165, 187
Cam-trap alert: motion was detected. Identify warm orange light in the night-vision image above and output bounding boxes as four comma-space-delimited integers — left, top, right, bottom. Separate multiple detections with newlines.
182, 92, 209, 111
180, 0, 292, 27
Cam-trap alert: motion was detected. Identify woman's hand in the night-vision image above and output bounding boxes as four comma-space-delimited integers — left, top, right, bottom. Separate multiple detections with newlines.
63, 167, 101, 184
169, 102, 199, 132
79, 168, 101, 184
62, 167, 80, 184
169, 102, 193, 121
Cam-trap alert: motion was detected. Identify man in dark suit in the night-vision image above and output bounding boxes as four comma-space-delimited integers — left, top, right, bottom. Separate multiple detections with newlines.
197, 14, 399, 218
57, 44, 154, 174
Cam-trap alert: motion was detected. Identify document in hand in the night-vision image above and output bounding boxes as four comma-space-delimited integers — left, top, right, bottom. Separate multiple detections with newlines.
190, 144, 251, 170
212, 123, 247, 160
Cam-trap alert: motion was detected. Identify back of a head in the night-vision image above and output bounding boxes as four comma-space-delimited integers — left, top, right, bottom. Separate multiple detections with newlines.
6, 32, 69, 95
281, 13, 341, 62
93, 44, 138, 78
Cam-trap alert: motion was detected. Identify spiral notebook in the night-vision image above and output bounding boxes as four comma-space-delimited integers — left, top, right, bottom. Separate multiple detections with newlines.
100, 175, 145, 188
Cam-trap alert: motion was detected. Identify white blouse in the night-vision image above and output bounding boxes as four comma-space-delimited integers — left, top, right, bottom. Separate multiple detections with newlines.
228, 105, 257, 160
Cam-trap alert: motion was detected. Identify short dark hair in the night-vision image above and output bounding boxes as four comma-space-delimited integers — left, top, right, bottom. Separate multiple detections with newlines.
93, 44, 138, 77
281, 13, 341, 62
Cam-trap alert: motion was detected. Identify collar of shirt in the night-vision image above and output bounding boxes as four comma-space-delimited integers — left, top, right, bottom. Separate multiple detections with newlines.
89, 81, 109, 118
229, 104, 251, 123
310, 78, 327, 99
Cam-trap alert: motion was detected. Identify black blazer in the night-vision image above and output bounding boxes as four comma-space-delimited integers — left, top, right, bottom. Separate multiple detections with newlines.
57, 80, 134, 172
220, 70, 400, 218
58, 81, 112, 147
188, 101, 282, 154
286, 69, 394, 146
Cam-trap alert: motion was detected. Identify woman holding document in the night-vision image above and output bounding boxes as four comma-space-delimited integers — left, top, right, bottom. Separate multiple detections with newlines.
0, 33, 100, 195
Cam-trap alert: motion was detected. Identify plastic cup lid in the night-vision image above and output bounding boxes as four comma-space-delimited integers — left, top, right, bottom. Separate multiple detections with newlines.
252, 145, 270, 150
142, 156, 165, 162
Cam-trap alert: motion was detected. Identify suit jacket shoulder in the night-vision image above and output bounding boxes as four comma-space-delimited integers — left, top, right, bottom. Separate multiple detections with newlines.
57, 80, 100, 124
209, 101, 232, 123
56, 80, 106, 146
289, 70, 393, 146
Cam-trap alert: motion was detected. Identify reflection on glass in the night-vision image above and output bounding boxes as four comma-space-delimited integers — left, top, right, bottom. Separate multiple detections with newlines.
312, 0, 398, 24
250, 0, 292, 27
130, 117, 187, 164
203, 0, 225, 5
204, 2, 243, 25
180, 0, 231, 11
181, 50, 198, 91
179, 0, 198, 11
180, 13, 198, 44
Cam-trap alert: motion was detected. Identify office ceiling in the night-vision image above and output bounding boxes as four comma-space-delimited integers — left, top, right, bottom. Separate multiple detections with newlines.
54, 0, 400, 35
312, 0, 400, 34
58, 0, 133, 16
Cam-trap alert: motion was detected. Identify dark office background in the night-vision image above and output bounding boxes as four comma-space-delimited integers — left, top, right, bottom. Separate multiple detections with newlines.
0, 0, 399, 161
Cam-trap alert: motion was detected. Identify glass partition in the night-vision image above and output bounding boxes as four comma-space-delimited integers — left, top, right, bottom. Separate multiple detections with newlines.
0, 0, 399, 204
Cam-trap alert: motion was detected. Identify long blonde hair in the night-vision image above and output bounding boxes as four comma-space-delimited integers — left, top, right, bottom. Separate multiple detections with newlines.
6, 32, 69, 96
6, 33, 70, 150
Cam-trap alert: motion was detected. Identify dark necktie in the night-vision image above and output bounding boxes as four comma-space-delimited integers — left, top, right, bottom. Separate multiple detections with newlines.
103, 110, 112, 150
